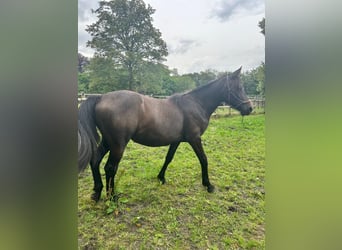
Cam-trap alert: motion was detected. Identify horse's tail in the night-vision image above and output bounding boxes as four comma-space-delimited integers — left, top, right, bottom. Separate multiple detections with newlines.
78, 95, 101, 173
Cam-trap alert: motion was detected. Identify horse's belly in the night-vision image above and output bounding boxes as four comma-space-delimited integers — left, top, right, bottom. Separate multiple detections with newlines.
132, 124, 182, 147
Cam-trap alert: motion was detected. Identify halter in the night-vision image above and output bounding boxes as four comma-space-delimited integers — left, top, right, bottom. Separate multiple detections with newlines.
226, 75, 251, 109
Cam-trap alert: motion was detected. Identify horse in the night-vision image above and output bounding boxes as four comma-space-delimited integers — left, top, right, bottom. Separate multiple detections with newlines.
78, 67, 252, 202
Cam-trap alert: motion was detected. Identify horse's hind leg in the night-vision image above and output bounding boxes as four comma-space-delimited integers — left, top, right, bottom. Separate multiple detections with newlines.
90, 140, 109, 202
158, 142, 180, 184
104, 146, 125, 199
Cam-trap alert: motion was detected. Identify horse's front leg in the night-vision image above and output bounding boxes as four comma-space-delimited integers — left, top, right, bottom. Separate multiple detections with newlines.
189, 137, 215, 193
158, 142, 180, 184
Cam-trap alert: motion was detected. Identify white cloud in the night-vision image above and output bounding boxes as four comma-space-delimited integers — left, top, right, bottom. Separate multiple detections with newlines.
211, 0, 265, 22
168, 39, 200, 55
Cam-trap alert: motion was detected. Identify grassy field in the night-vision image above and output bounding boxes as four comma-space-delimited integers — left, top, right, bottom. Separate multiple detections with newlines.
78, 114, 265, 249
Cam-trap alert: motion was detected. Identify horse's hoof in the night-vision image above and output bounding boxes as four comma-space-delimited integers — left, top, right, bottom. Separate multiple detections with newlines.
112, 194, 119, 202
158, 176, 166, 184
207, 185, 215, 193
91, 192, 101, 202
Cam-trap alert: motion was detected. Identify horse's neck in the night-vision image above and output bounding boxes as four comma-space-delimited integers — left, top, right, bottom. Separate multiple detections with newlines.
189, 81, 225, 117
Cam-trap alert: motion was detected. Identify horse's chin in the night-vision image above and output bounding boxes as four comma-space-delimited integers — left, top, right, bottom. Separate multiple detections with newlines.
239, 105, 253, 116
240, 109, 252, 116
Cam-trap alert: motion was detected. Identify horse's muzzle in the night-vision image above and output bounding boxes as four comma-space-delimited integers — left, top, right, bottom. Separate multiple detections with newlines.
240, 102, 253, 116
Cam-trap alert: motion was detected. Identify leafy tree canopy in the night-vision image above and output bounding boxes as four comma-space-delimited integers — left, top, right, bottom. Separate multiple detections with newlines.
86, 0, 168, 90
78, 53, 89, 73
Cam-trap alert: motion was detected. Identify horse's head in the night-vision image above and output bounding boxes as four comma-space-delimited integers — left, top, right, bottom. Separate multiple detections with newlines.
225, 67, 253, 116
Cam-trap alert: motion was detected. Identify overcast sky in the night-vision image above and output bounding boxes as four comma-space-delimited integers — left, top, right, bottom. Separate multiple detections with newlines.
78, 0, 265, 74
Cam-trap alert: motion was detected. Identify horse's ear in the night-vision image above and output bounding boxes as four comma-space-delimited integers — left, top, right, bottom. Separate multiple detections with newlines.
230, 66, 242, 78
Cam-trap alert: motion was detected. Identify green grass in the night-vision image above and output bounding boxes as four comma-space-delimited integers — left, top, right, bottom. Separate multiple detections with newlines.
78, 114, 265, 249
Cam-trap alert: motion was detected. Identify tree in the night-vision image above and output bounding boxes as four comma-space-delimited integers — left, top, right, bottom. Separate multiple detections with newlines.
185, 70, 218, 88
86, 0, 168, 90
241, 70, 258, 96
86, 55, 128, 93
258, 17, 265, 36
163, 75, 196, 95
78, 53, 89, 73
78, 72, 90, 93
78, 53, 91, 93
135, 62, 170, 95
256, 62, 265, 96
257, 18, 265, 97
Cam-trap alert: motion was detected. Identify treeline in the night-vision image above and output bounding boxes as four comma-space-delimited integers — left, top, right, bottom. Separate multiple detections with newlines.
78, 52, 264, 97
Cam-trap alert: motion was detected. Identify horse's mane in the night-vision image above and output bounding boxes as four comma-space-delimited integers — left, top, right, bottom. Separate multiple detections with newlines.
186, 74, 226, 95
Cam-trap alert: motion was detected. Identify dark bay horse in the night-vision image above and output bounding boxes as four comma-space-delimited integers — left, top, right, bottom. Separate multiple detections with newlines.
78, 67, 252, 201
